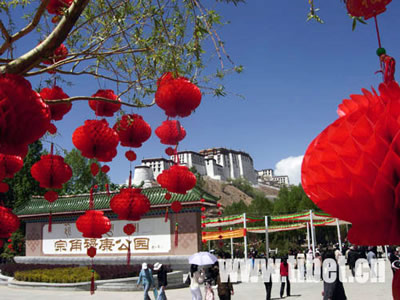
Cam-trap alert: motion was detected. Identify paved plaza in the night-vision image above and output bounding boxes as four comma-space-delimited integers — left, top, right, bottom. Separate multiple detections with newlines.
0, 261, 394, 300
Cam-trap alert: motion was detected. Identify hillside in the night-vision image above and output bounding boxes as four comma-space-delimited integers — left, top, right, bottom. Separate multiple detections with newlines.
202, 177, 280, 208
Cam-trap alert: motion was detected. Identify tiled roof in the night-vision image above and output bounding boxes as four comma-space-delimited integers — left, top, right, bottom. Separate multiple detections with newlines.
15, 186, 219, 217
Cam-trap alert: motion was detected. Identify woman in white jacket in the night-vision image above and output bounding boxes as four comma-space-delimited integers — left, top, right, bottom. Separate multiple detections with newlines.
189, 264, 204, 300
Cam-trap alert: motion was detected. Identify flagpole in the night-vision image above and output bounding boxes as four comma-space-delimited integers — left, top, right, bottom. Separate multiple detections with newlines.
265, 216, 269, 259
336, 219, 342, 252
309, 210, 316, 256
243, 213, 248, 259
306, 222, 311, 251
230, 227, 234, 258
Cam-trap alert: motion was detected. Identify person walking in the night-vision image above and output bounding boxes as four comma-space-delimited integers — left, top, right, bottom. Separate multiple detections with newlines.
280, 257, 290, 298
347, 246, 358, 277
189, 264, 204, 300
137, 263, 154, 300
154, 262, 167, 300
215, 264, 234, 300
264, 257, 273, 300
322, 251, 347, 300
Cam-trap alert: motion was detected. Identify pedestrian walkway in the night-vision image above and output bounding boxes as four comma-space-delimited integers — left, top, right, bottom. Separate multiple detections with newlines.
0, 261, 393, 300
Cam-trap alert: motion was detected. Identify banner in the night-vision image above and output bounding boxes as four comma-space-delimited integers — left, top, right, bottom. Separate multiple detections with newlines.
202, 215, 263, 228
247, 223, 307, 233
202, 228, 246, 241
270, 211, 332, 223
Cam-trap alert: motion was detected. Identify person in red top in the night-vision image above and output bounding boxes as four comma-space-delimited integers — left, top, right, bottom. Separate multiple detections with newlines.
280, 257, 291, 298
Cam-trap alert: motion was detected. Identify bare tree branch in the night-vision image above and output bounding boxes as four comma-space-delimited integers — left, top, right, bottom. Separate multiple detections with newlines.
0, 0, 90, 75
44, 96, 155, 108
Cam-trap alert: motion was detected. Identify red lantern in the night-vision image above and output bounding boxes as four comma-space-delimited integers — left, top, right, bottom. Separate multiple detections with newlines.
101, 165, 110, 173
125, 150, 137, 162
44, 191, 59, 203
123, 224, 136, 235
76, 210, 111, 238
0, 183, 9, 193
0, 74, 51, 157
157, 165, 196, 194
48, 123, 57, 134
110, 188, 151, 221
155, 120, 186, 145
346, 0, 391, 20
43, 44, 68, 64
91, 163, 100, 176
155, 72, 202, 118
0, 154, 23, 180
31, 154, 72, 189
89, 90, 121, 117
164, 193, 172, 200
40, 86, 72, 121
0, 206, 20, 238
302, 80, 400, 245
165, 147, 175, 156
72, 119, 119, 162
87, 246, 97, 258
171, 201, 182, 213
45, 0, 73, 15
114, 114, 151, 148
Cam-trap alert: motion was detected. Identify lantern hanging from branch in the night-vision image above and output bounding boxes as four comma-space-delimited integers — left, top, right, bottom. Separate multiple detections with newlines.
110, 188, 151, 221
157, 165, 196, 194
72, 119, 119, 162
155, 72, 202, 118
89, 90, 122, 117
123, 224, 136, 266
0, 74, 51, 157
0, 154, 23, 181
31, 154, 72, 189
45, 0, 73, 15
40, 86, 72, 121
76, 210, 111, 239
346, 0, 391, 19
43, 44, 68, 65
0, 206, 20, 238
155, 120, 186, 145
302, 80, 400, 245
113, 114, 152, 148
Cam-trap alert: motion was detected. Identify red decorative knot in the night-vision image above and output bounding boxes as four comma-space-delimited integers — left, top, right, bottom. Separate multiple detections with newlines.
202, 239, 207, 244
40, 86, 72, 121
218, 241, 224, 248
72, 119, 119, 162
125, 150, 137, 162
43, 44, 68, 65
123, 224, 136, 236
0, 206, 20, 238
217, 203, 222, 208
44, 191, 59, 203
101, 165, 110, 173
113, 114, 151, 148
31, 154, 72, 189
0, 154, 23, 181
76, 210, 111, 238
218, 227, 222, 231
200, 198, 205, 203
201, 207, 206, 212
48, 123, 57, 135
0, 74, 51, 157
157, 165, 196, 194
155, 120, 186, 145
155, 72, 202, 118
165, 147, 175, 156
89, 89, 121, 117
45, 0, 73, 15
164, 193, 172, 200
201, 215, 206, 220
110, 188, 151, 221
202, 232, 206, 236
7, 244, 13, 250
302, 81, 400, 245
217, 211, 222, 216
87, 246, 97, 258
218, 235, 223, 240
171, 201, 182, 213
346, 0, 391, 20
201, 224, 206, 228
0, 183, 9, 193
90, 163, 99, 177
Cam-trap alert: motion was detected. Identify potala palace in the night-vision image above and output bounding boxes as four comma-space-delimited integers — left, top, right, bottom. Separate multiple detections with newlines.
132, 147, 289, 188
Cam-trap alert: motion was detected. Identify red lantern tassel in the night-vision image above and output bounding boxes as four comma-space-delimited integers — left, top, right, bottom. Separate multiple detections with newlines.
174, 222, 179, 247
105, 183, 110, 197
89, 186, 94, 209
48, 210, 52, 232
90, 268, 95, 295
127, 240, 131, 266
164, 207, 169, 222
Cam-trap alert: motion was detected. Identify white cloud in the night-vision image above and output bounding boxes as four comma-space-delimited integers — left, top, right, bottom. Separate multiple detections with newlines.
274, 155, 304, 185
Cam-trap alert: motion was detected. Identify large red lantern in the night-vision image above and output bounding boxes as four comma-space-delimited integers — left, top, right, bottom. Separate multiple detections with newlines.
113, 114, 151, 148
157, 165, 196, 194
155, 120, 186, 145
0, 74, 51, 157
72, 119, 119, 162
76, 210, 111, 238
31, 154, 72, 189
0, 154, 23, 180
0, 206, 20, 238
45, 0, 73, 15
155, 72, 202, 118
89, 90, 121, 117
40, 86, 72, 121
346, 0, 391, 20
123, 224, 136, 235
302, 80, 400, 245
110, 188, 151, 221
43, 44, 68, 65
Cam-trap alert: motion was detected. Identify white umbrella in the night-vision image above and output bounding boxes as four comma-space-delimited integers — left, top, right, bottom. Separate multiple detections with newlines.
189, 252, 218, 266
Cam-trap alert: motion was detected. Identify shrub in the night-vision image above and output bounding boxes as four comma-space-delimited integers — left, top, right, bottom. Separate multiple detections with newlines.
14, 266, 100, 283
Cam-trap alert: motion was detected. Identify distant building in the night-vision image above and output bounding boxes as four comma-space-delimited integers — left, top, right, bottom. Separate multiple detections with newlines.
257, 168, 290, 187
142, 158, 173, 179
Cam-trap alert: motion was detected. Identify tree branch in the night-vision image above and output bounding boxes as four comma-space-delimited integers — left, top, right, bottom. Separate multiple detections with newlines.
0, 0, 90, 75
44, 96, 155, 108
0, 0, 50, 56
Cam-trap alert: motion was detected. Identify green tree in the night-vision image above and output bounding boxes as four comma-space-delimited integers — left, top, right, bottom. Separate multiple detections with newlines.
2, 141, 45, 210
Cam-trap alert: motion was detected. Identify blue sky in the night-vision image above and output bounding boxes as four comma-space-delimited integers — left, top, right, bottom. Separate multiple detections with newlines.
5, 1, 400, 185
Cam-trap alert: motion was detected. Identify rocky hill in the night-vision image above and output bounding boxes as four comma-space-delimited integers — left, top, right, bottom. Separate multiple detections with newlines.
202, 177, 280, 208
